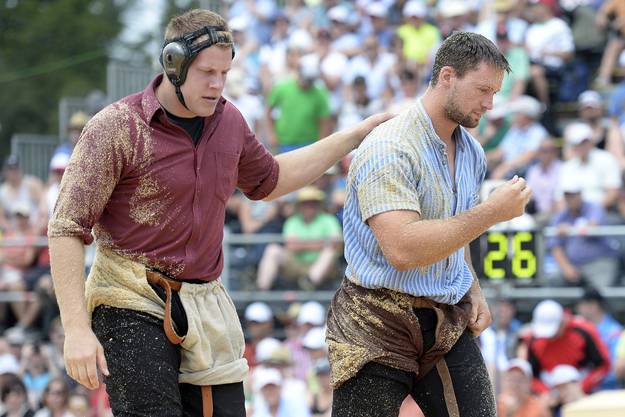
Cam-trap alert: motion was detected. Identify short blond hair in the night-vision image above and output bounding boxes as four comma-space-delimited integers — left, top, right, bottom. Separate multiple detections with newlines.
164, 9, 233, 45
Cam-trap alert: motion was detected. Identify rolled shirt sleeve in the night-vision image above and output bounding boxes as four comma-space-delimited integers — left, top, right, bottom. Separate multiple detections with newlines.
48, 106, 128, 244
354, 139, 421, 223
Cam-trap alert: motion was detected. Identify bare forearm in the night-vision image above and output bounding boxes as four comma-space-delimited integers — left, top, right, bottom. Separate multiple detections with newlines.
552, 246, 573, 270
391, 202, 500, 270
49, 236, 90, 330
603, 189, 619, 208
265, 130, 356, 200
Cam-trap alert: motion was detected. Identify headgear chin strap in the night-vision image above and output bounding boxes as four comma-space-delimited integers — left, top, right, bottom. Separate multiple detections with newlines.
159, 25, 235, 110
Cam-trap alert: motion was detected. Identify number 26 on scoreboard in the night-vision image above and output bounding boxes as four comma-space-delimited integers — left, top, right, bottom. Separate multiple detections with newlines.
483, 231, 537, 280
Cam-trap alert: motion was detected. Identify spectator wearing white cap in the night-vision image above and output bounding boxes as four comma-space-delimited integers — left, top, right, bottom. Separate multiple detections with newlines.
547, 364, 585, 416
327, 5, 361, 58
526, 138, 563, 220
525, 0, 575, 105
258, 10, 295, 93
497, 358, 551, 417
342, 35, 396, 101
251, 367, 311, 417
525, 300, 611, 395
577, 91, 609, 149
474, 0, 528, 47
38, 152, 70, 235
487, 95, 549, 180
435, 0, 475, 40
228, 15, 261, 81
558, 122, 622, 209
282, 301, 326, 380
396, 1, 441, 65
361, 2, 394, 50
244, 302, 276, 367
548, 175, 620, 287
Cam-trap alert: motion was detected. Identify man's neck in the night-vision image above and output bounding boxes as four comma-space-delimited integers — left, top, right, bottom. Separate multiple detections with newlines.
155, 78, 195, 118
421, 88, 458, 146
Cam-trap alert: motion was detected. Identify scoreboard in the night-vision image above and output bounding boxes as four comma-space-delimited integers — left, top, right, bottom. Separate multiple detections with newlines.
470, 231, 539, 280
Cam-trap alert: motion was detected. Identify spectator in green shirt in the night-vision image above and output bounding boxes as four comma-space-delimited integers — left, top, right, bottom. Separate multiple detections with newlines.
257, 186, 342, 290
266, 55, 332, 153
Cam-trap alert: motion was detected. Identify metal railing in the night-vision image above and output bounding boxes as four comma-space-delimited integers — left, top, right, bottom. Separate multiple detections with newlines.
2, 225, 625, 306
10, 134, 60, 182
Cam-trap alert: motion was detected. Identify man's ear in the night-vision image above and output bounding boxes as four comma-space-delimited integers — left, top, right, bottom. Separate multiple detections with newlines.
438, 66, 456, 88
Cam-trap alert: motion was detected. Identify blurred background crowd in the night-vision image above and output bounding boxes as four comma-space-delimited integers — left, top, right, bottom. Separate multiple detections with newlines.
2, 0, 625, 415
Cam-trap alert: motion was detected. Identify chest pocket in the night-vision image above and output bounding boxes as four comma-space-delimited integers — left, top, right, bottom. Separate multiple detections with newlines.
215, 152, 239, 202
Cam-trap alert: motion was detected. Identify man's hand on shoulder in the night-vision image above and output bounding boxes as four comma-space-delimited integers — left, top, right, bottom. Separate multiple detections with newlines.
346, 112, 395, 149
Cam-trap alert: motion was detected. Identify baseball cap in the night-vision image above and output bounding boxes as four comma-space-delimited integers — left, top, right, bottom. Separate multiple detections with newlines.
403, 0, 427, 17
549, 364, 581, 387
531, 300, 563, 338
297, 301, 326, 326
560, 179, 583, 195
508, 95, 544, 119
328, 5, 350, 23
366, 2, 387, 17
299, 53, 320, 80
11, 202, 31, 218
578, 90, 602, 109
229, 15, 249, 32
505, 358, 532, 378
245, 302, 273, 323
255, 337, 281, 363
439, 0, 471, 18
50, 153, 70, 173
254, 367, 283, 390
564, 122, 593, 146
302, 326, 327, 350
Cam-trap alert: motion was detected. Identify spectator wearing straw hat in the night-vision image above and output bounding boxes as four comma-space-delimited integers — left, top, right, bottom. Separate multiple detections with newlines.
256, 187, 342, 290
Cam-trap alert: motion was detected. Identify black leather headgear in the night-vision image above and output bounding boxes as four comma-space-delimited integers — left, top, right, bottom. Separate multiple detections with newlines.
159, 25, 235, 109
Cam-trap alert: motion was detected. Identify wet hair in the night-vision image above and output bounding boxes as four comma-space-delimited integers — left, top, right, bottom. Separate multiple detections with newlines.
430, 32, 510, 86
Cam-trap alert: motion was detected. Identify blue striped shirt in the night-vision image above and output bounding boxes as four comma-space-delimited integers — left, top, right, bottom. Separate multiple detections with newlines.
343, 99, 487, 304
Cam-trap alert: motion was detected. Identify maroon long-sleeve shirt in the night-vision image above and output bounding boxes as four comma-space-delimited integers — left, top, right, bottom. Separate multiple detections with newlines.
49, 75, 279, 281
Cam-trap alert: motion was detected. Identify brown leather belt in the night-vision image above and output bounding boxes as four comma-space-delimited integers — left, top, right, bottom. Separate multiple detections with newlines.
146, 269, 213, 417
146, 270, 185, 345
412, 297, 435, 309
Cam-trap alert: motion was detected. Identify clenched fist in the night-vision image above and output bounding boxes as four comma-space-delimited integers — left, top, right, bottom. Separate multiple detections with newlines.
486, 176, 532, 223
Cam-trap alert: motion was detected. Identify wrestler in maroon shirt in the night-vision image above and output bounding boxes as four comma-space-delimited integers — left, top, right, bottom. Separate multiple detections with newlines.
48, 8, 390, 417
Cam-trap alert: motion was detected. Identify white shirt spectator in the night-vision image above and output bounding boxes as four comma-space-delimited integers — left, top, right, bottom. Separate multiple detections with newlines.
474, 17, 528, 45
302, 51, 349, 114
499, 122, 548, 162
342, 52, 396, 99
525, 17, 574, 68
558, 149, 622, 205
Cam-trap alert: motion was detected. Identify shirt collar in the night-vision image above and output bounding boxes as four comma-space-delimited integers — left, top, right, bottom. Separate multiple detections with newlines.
141, 74, 227, 124
415, 98, 466, 152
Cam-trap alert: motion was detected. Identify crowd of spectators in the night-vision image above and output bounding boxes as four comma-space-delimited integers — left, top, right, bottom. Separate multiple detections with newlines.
3, 0, 625, 415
